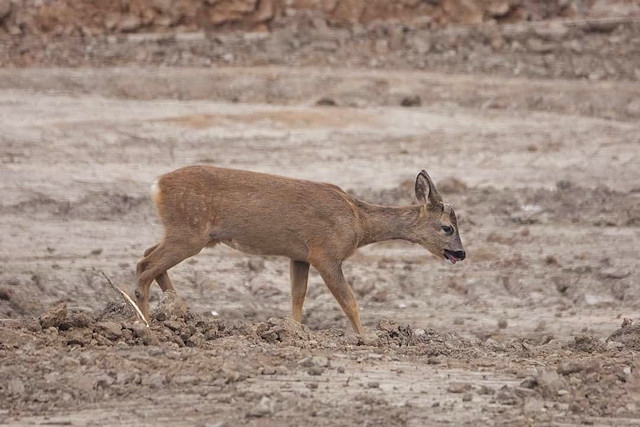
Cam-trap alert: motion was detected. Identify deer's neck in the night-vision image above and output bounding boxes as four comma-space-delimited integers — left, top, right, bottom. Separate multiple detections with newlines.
356, 202, 421, 247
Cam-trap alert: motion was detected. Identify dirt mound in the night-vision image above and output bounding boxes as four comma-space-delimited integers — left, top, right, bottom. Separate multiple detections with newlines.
608, 319, 640, 351
4, 0, 634, 38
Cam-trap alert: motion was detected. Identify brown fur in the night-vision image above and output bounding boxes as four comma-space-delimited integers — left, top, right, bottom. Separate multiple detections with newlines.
135, 165, 465, 333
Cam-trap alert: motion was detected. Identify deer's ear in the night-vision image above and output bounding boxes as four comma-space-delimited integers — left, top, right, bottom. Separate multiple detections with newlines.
415, 170, 443, 207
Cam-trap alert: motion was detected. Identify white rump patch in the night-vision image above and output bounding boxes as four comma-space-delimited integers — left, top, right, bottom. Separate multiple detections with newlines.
151, 179, 161, 205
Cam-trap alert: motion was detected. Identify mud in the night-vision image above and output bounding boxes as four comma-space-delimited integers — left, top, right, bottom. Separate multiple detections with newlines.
1, 21, 640, 427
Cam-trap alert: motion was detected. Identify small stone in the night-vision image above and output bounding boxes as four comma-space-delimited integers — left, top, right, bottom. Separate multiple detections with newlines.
66, 328, 92, 346
261, 366, 277, 375
0, 0, 12, 22
307, 366, 324, 376
246, 396, 274, 418
447, 382, 471, 393
95, 321, 123, 340
524, 396, 545, 414
462, 392, 472, 402
105, 13, 119, 31
557, 389, 569, 396
557, 360, 585, 375
498, 318, 508, 329
119, 14, 142, 32
7, 378, 25, 396
316, 97, 337, 106
164, 320, 182, 332
311, 356, 329, 367
141, 373, 165, 388
367, 382, 380, 389
477, 385, 495, 395
40, 301, 67, 329
556, 180, 572, 190
186, 332, 205, 347
248, 259, 265, 272
627, 99, 640, 117
400, 95, 421, 107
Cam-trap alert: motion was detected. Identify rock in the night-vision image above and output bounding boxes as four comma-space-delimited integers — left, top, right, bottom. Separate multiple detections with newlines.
442, 0, 483, 25
527, 38, 555, 53
534, 22, 569, 41
0, 0, 11, 23
557, 360, 588, 375
523, 396, 545, 414
7, 24, 21, 36
486, 0, 510, 17
331, 0, 365, 24
66, 328, 93, 346
95, 321, 123, 340
60, 310, 92, 330
498, 318, 508, 329
400, 95, 421, 107
298, 356, 329, 368
256, 317, 310, 345
249, 0, 274, 23
626, 99, 640, 117
141, 372, 165, 388
208, 0, 258, 25
532, 368, 565, 399
40, 302, 67, 329
438, 177, 468, 194
316, 97, 337, 106
186, 332, 205, 347
307, 366, 325, 376
7, 378, 25, 396
164, 320, 183, 332
152, 0, 174, 13
105, 13, 120, 31
246, 396, 275, 418
0, 328, 36, 348
408, 35, 431, 54
496, 385, 521, 405
119, 14, 142, 32
153, 290, 187, 321
447, 382, 471, 393
477, 385, 495, 395
247, 258, 265, 272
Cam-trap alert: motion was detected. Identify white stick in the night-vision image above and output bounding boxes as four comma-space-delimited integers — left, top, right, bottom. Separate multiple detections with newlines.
101, 272, 149, 328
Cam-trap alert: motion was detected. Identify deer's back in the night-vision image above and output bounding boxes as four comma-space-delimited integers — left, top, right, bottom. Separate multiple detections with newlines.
153, 165, 363, 261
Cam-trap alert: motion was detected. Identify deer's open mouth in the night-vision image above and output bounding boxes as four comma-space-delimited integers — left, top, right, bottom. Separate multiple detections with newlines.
444, 249, 465, 264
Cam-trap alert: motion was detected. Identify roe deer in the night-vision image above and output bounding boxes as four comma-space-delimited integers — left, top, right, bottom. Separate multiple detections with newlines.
135, 165, 465, 333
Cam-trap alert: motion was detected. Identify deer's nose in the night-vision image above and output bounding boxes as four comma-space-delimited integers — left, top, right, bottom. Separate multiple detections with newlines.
454, 250, 466, 261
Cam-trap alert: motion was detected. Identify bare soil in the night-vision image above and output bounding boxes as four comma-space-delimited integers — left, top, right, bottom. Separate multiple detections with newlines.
1, 13, 640, 426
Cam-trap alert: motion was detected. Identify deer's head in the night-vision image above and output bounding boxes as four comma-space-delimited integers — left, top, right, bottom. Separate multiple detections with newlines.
414, 170, 465, 264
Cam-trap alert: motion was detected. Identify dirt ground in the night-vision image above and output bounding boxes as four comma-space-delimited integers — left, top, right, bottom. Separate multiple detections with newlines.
1, 12, 640, 426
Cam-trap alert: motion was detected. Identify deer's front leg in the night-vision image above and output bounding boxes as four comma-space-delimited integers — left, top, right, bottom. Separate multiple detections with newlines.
290, 260, 310, 323
313, 261, 363, 334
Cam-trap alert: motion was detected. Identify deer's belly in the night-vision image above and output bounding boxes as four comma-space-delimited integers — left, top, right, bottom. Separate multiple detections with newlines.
221, 239, 308, 260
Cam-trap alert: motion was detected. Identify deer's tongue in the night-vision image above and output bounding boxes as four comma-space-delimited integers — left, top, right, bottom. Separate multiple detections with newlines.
444, 252, 457, 264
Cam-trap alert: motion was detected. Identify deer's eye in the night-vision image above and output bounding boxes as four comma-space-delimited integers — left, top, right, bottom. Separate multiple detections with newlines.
442, 225, 454, 235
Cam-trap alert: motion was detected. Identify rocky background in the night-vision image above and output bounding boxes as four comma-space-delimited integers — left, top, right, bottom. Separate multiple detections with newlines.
1, 0, 640, 81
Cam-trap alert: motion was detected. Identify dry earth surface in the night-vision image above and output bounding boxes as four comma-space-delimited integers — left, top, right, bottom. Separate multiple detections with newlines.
1, 3, 640, 425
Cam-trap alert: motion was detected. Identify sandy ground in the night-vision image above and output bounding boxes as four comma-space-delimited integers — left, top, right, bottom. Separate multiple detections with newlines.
1, 66, 640, 426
